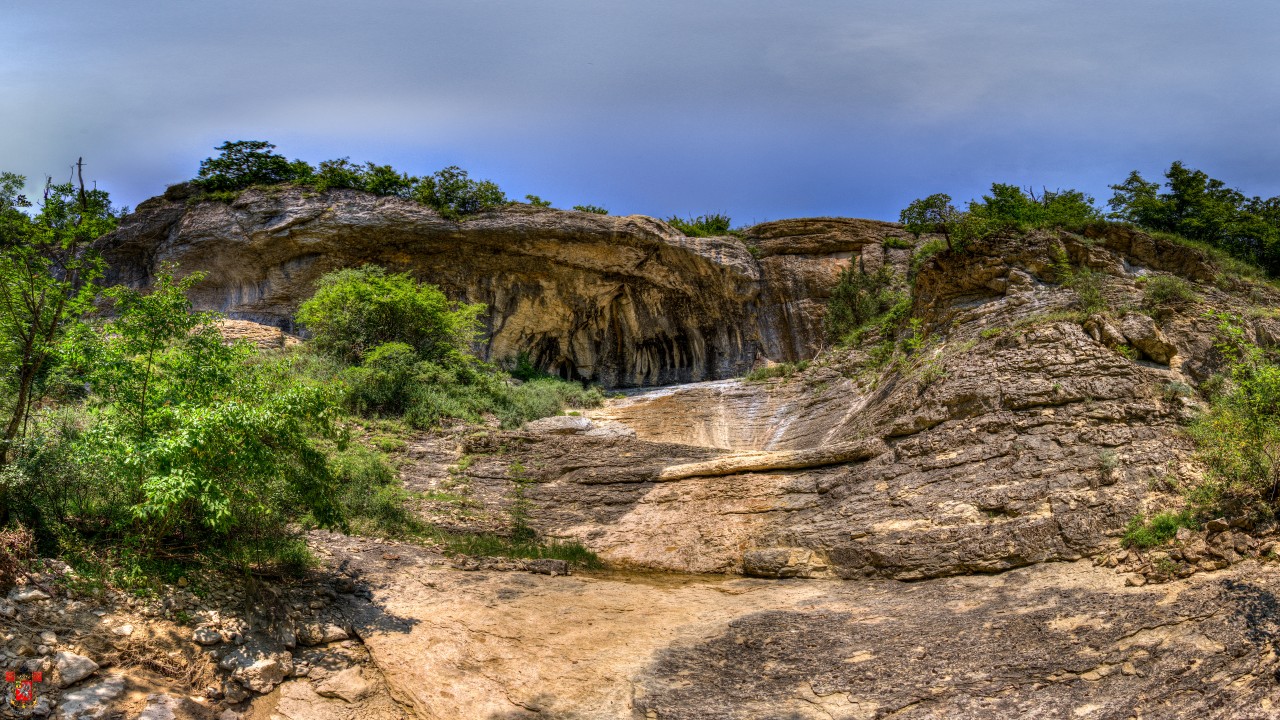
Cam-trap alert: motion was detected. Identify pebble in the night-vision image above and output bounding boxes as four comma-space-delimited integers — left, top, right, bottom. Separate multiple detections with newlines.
112, 624, 135, 637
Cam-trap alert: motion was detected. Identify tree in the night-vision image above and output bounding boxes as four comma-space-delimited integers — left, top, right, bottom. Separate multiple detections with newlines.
413, 166, 507, 219
296, 265, 484, 364
1108, 162, 1280, 275
69, 266, 343, 553
195, 140, 297, 191
0, 163, 112, 465
899, 194, 960, 250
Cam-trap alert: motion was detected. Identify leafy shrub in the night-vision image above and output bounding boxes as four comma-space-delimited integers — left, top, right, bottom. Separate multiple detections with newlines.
882, 236, 913, 249
296, 265, 483, 364
524, 195, 552, 208
1122, 511, 1197, 549
1188, 314, 1280, 522
54, 269, 344, 564
1052, 250, 1108, 314
899, 194, 960, 249
666, 214, 732, 237
413, 166, 507, 219
573, 205, 608, 215
311, 158, 368, 192
824, 264, 908, 344
1143, 275, 1198, 313
343, 342, 420, 415
744, 361, 810, 382
325, 446, 419, 536
507, 351, 550, 382
968, 184, 1101, 233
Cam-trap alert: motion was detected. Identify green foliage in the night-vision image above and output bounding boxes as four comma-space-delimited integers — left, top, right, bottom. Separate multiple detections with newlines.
900, 186, 1101, 254
1188, 313, 1280, 521
413, 166, 508, 220
524, 194, 552, 208
573, 205, 609, 215
296, 266, 604, 431
909, 238, 948, 277
195, 141, 299, 192
3, 269, 347, 570
1110, 162, 1280, 276
0, 171, 113, 468
65, 269, 344, 547
968, 184, 1101, 233
1052, 249, 1109, 315
325, 445, 419, 536
1142, 274, 1198, 314
666, 214, 732, 237
297, 265, 483, 364
744, 361, 810, 382
825, 263, 909, 345
1122, 511, 1197, 549
882, 236, 913, 249
899, 194, 960, 249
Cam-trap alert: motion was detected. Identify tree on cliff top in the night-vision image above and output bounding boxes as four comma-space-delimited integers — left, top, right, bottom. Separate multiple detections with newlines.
195, 140, 298, 192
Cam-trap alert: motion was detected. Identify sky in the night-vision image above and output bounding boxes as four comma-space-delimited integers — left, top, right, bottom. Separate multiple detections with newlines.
6, 1, 1280, 224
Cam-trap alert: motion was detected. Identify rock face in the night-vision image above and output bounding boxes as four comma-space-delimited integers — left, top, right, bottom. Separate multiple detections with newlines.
97, 188, 910, 386
455, 228, 1280, 581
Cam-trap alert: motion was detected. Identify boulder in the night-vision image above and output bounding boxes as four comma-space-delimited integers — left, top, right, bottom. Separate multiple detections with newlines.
11, 587, 50, 603
1118, 313, 1176, 364
57, 674, 125, 719
136, 694, 182, 720
314, 666, 374, 703
298, 622, 349, 646
53, 650, 98, 688
233, 657, 292, 694
743, 547, 830, 579
192, 627, 222, 645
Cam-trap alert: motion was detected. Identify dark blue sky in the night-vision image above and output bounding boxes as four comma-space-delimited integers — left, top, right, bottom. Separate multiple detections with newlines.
7, 1, 1280, 224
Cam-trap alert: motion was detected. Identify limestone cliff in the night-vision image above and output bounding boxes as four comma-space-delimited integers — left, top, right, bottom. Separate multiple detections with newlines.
97, 185, 901, 386
439, 227, 1280, 582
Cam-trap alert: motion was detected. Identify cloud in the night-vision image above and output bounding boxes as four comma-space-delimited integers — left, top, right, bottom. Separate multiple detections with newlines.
5, 0, 1280, 221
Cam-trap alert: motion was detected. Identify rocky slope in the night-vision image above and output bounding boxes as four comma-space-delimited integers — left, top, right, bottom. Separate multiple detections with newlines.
98, 187, 902, 387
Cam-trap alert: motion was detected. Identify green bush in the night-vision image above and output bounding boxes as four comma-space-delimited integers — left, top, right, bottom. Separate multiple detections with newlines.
666, 214, 732, 237
882, 236, 913, 249
1110, 162, 1280, 276
296, 265, 483, 364
524, 195, 552, 208
744, 361, 810, 382
1122, 511, 1197, 549
573, 205, 608, 215
1188, 314, 1280, 522
29, 269, 346, 567
343, 342, 420, 415
1142, 274, 1198, 313
325, 446, 419, 536
824, 264, 908, 344
413, 166, 507, 219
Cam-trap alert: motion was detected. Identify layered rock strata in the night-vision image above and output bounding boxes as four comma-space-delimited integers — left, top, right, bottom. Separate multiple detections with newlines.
98, 187, 906, 387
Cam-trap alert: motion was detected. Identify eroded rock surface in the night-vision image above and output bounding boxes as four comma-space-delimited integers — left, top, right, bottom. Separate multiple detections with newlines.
329, 543, 1280, 720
